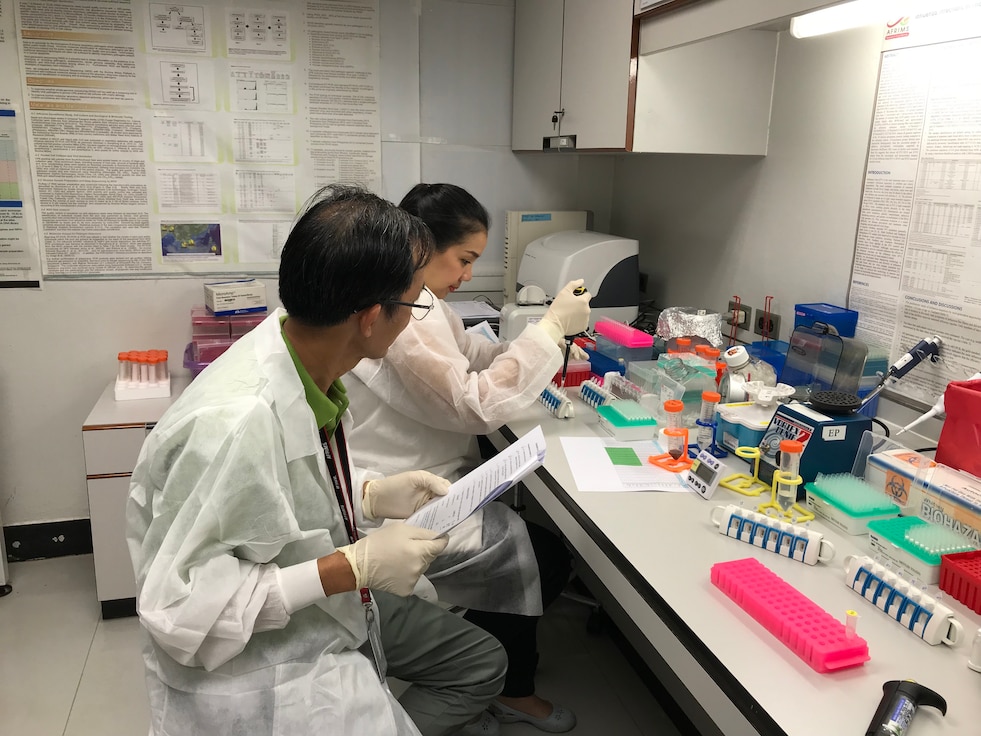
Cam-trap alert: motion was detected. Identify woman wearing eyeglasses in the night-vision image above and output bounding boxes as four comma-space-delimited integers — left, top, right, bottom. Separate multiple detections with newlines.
345, 184, 589, 735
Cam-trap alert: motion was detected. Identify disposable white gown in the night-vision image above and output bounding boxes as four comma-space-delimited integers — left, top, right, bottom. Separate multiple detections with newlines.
127, 310, 420, 736
347, 293, 563, 616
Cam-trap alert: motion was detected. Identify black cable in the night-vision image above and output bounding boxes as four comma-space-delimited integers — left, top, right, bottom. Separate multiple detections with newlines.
870, 416, 891, 437
913, 447, 938, 454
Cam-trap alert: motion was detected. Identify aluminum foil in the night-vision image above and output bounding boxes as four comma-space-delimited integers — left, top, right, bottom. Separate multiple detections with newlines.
656, 306, 724, 348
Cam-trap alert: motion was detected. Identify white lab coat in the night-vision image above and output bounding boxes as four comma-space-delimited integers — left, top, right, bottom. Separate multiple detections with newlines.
127, 310, 420, 736
346, 293, 563, 615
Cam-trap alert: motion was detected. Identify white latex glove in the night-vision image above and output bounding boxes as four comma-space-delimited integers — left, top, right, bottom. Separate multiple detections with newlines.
338, 522, 448, 596
566, 342, 589, 361
362, 470, 451, 520
538, 279, 591, 346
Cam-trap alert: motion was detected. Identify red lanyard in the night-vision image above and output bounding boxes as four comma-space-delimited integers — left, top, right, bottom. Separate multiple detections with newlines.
319, 422, 371, 605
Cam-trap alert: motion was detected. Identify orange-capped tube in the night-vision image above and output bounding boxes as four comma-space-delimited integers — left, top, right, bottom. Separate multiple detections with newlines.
697, 391, 721, 450
117, 352, 128, 382
663, 399, 684, 430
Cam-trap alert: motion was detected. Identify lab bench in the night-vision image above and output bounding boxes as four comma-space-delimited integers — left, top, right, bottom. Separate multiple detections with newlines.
488, 403, 981, 736
82, 377, 190, 618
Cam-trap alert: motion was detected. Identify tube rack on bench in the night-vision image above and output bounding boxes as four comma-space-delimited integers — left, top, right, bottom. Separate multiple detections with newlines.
711, 557, 869, 673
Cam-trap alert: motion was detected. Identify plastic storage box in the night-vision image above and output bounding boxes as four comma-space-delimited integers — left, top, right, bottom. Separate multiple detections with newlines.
594, 334, 653, 365
939, 550, 981, 615
191, 306, 231, 337
551, 359, 591, 388
794, 303, 859, 338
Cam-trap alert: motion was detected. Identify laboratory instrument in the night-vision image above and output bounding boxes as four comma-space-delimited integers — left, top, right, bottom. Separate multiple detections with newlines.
864, 680, 946, 736
711, 557, 869, 673
898, 370, 981, 435
803, 473, 899, 535
710, 504, 835, 565
715, 381, 794, 454
538, 382, 575, 419
843, 555, 963, 647
498, 285, 549, 341
758, 390, 872, 488
718, 345, 777, 402
516, 230, 639, 328
685, 449, 724, 499
503, 210, 588, 304
775, 440, 803, 513
860, 335, 943, 408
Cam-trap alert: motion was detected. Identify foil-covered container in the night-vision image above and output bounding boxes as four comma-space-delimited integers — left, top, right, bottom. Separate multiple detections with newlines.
656, 306, 723, 348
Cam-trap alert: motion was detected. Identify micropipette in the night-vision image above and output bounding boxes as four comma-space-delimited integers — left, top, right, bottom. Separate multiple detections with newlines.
560, 285, 589, 387
898, 370, 981, 435
860, 335, 943, 408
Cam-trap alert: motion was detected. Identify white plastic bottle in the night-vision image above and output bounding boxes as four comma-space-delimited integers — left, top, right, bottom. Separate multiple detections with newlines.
719, 345, 777, 402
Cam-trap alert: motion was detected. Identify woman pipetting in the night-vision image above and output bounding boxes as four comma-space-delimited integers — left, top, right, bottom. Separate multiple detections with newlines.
346, 183, 591, 734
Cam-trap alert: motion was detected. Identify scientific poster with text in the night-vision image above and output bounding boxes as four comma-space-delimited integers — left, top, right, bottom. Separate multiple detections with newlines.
14, 0, 381, 277
849, 5, 981, 404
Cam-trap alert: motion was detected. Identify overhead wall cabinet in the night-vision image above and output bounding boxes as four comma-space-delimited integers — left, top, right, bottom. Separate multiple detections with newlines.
512, 0, 837, 155
511, 0, 635, 152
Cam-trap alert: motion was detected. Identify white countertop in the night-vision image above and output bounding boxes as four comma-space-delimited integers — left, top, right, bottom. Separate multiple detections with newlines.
495, 397, 981, 736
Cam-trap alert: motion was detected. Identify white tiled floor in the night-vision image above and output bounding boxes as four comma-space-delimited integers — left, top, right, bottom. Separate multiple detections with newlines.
0, 555, 681, 736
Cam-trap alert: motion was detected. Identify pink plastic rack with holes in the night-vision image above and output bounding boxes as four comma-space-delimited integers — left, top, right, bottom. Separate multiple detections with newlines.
939, 550, 981, 615
711, 558, 870, 673
593, 317, 653, 348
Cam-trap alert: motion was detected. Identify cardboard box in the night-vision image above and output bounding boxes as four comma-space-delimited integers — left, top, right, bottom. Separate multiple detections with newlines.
866, 448, 981, 548
204, 279, 266, 316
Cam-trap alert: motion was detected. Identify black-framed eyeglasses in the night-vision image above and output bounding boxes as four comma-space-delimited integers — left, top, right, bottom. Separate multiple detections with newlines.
380, 288, 434, 320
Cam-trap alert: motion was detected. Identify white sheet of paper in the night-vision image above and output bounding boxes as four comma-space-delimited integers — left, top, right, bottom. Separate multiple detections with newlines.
445, 300, 501, 319
464, 320, 500, 343
406, 425, 546, 534
560, 436, 688, 492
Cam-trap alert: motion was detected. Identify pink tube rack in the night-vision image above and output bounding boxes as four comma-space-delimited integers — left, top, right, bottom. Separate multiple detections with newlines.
593, 317, 654, 348
711, 558, 870, 673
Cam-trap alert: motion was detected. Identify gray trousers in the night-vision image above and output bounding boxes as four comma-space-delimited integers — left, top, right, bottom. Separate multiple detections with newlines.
374, 591, 507, 736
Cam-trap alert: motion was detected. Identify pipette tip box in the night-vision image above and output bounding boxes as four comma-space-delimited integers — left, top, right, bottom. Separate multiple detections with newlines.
804, 473, 900, 535
596, 400, 658, 441
711, 557, 869, 673
866, 516, 977, 585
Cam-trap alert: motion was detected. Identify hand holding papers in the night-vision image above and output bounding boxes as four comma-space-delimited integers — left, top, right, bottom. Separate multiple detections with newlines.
406, 426, 546, 535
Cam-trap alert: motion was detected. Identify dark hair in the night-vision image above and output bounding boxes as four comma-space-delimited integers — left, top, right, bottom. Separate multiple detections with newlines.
399, 183, 489, 253
279, 184, 434, 326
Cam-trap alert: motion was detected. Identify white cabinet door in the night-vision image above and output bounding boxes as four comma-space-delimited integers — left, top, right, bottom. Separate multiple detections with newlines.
633, 29, 778, 155
88, 475, 137, 602
559, 0, 634, 150
512, 0, 564, 151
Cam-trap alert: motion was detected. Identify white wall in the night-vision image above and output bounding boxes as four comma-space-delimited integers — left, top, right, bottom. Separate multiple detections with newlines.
610, 25, 883, 341
0, 0, 611, 529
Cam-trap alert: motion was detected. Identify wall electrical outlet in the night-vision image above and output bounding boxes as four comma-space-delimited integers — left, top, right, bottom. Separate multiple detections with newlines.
726, 300, 755, 329
754, 311, 781, 339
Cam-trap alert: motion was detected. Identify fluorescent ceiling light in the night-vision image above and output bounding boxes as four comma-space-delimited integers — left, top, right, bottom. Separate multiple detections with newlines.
789, 0, 901, 39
